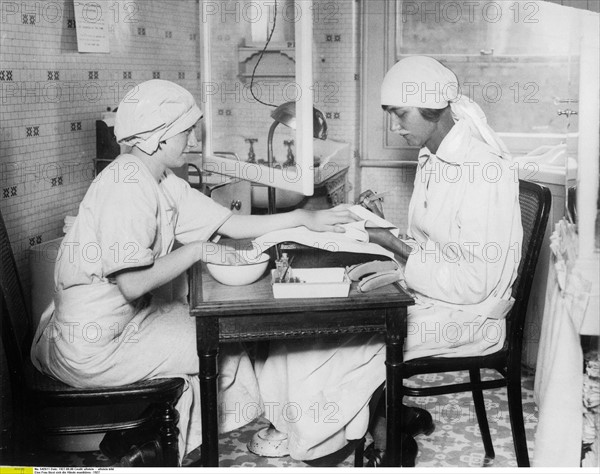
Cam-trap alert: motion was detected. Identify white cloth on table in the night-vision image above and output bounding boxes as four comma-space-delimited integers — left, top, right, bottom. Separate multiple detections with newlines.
251, 204, 401, 260
30, 154, 261, 460
256, 121, 523, 460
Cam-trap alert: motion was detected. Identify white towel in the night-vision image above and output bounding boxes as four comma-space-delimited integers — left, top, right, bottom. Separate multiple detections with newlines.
251, 206, 400, 260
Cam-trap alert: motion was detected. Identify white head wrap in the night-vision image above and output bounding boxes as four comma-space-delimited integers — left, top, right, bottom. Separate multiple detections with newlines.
381, 56, 510, 159
115, 80, 202, 155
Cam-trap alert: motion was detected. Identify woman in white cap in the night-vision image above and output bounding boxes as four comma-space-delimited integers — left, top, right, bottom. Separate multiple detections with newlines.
30, 79, 357, 465
253, 56, 522, 466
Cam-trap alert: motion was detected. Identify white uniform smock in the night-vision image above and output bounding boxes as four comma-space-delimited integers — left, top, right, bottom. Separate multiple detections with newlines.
31, 154, 262, 459
256, 122, 523, 460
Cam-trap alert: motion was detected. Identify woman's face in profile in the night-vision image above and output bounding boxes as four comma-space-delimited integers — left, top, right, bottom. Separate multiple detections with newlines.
159, 125, 199, 168
387, 107, 437, 149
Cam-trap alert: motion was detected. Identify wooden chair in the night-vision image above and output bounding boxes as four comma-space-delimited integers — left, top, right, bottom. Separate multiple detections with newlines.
397, 180, 551, 467
0, 209, 185, 466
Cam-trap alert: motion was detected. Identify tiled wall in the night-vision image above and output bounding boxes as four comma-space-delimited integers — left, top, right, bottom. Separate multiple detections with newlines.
2, 0, 595, 299
0, 0, 365, 301
0, 0, 202, 298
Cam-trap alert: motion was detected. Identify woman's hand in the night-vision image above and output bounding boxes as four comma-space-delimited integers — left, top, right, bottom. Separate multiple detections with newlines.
357, 190, 385, 218
200, 243, 249, 265
301, 204, 360, 233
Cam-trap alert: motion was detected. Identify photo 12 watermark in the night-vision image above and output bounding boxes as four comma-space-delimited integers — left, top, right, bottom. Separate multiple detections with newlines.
400, 1, 540, 25
1, 1, 140, 25
200, 0, 341, 25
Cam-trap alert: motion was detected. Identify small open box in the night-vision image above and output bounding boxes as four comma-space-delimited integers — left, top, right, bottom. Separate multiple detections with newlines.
271, 267, 351, 299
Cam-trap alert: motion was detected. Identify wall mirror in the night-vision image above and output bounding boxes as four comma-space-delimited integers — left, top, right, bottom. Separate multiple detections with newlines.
197, 0, 318, 201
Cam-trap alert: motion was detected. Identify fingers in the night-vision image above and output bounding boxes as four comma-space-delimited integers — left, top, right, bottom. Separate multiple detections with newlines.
306, 207, 362, 233
320, 224, 345, 233
331, 208, 360, 222
371, 201, 384, 217
332, 203, 353, 211
318, 208, 359, 224
362, 199, 384, 218
358, 190, 375, 202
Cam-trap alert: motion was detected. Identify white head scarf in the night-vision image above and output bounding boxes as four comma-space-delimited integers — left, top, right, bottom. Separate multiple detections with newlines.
380, 56, 510, 159
115, 80, 202, 155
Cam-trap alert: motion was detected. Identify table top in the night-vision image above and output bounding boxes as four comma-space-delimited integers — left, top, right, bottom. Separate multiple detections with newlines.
189, 247, 414, 318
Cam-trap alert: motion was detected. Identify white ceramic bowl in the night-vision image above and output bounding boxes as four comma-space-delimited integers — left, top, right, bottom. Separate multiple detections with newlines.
206, 252, 270, 286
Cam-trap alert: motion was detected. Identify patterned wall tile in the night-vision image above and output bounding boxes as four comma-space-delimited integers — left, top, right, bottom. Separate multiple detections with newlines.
22, 14, 36, 25
0, 0, 203, 299
2, 185, 18, 199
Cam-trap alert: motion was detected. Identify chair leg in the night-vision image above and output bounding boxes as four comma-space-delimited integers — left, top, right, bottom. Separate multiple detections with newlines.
158, 401, 180, 467
506, 374, 530, 467
354, 437, 365, 467
469, 369, 495, 465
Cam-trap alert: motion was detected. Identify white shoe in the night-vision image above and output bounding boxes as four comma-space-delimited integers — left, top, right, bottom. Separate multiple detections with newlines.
247, 427, 290, 457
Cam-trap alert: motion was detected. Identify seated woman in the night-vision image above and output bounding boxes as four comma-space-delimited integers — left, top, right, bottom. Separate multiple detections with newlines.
252, 56, 523, 466
29, 79, 357, 463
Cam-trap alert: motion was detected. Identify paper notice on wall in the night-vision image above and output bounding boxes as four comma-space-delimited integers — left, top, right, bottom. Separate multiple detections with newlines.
74, 1, 109, 53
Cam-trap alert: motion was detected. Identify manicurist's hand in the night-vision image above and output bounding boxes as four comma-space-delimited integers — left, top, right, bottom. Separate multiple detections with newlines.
301, 204, 360, 233
357, 189, 385, 218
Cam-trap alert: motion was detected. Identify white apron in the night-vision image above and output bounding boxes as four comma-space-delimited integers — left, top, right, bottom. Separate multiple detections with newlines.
257, 124, 522, 460
31, 155, 261, 460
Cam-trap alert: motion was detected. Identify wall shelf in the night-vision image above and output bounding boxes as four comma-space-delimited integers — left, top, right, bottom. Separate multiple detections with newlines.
238, 45, 296, 80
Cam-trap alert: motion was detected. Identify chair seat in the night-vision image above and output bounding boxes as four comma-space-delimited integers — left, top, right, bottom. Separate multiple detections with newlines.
24, 359, 184, 400
402, 349, 507, 376
22, 360, 185, 435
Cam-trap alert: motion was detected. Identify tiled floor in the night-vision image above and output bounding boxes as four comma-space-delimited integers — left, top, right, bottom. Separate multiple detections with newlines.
186, 367, 538, 469
11, 368, 538, 469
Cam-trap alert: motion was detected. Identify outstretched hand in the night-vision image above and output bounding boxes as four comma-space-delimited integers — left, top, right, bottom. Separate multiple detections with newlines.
303, 204, 360, 233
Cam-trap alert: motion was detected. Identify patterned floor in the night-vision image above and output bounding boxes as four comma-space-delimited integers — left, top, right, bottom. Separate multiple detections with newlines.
14, 368, 537, 469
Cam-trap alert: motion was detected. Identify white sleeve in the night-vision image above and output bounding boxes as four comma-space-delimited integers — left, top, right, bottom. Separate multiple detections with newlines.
164, 174, 233, 244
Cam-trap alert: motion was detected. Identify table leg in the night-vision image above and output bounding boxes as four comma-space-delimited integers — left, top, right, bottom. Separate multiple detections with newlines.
197, 317, 220, 467
385, 307, 407, 467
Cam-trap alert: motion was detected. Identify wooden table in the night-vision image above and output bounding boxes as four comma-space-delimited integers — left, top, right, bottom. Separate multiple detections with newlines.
189, 248, 414, 467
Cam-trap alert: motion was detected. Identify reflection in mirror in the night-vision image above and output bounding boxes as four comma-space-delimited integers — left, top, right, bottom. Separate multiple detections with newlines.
199, 0, 317, 202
